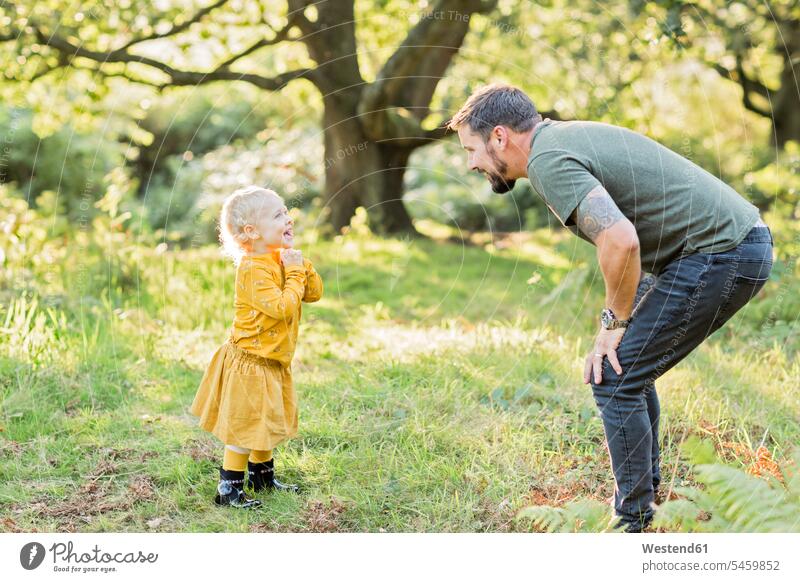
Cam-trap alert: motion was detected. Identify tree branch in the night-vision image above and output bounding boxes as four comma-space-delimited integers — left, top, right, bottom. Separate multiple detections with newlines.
369, 112, 452, 148
740, 0, 792, 25
216, 14, 302, 70
29, 59, 62, 82
286, 0, 321, 37
118, 0, 231, 51
32, 26, 314, 91
72, 63, 166, 89
684, 1, 774, 118
710, 53, 772, 118
736, 54, 772, 118
735, 52, 769, 91
358, 0, 496, 143
285, 0, 362, 94
423, 123, 450, 142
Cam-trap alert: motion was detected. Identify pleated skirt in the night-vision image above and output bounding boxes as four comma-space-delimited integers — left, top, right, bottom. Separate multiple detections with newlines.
190, 340, 297, 450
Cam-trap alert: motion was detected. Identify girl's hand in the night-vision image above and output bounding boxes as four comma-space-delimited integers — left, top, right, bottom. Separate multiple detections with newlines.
281, 248, 303, 267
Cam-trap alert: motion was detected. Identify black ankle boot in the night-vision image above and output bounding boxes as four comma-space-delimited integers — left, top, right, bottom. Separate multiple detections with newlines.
247, 459, 299, 493
214, 467, 262, 508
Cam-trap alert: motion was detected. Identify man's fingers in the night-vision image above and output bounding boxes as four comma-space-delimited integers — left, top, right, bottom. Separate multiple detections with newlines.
608, 349, 623, 375
583, 355, 592, 384
593, 353, 603, 384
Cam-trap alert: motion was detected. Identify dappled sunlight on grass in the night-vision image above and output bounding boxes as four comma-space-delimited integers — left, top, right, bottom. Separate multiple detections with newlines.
153, 328, 221, 371
351, 320, 560, 363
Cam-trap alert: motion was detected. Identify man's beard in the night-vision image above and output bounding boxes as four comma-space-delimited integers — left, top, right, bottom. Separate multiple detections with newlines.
486, 146, 516, 194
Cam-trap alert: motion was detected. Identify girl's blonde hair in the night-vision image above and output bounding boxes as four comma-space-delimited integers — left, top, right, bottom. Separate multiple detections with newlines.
219, 186, 280, 265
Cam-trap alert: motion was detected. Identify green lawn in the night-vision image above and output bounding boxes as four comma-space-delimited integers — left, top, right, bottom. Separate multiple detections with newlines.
1, 224, 797, 532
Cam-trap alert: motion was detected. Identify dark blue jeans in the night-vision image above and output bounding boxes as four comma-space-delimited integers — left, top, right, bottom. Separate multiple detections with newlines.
591, 225, 774, 531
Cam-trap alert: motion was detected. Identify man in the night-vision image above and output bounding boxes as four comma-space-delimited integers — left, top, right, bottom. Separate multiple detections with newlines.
447, 84, 774, 532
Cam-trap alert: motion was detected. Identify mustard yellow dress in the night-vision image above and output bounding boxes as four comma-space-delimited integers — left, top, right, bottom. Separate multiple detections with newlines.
190, 250, 323, 450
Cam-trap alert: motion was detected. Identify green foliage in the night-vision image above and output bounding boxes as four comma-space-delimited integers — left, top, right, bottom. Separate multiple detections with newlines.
746, 141, 800, 211
0, 167, 149, 300
0, 184, 68, 294
0, 293, 67, 367
518, 499, 621, 533
404, 147, 548, 231
0, 109, 122, 219
134, 89, 282, 231
149, 124, 325, 245
654, 437, 800, 532
138, 91, 274, 160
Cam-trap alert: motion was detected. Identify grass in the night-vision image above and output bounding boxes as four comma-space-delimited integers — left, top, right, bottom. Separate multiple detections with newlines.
1, 222, 798, 532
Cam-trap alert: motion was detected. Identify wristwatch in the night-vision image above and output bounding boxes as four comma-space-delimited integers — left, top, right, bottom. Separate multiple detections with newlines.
601, 308, 630, 330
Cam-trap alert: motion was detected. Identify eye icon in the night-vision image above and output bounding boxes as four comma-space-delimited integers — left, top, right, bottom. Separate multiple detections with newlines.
20, 542, 46, 570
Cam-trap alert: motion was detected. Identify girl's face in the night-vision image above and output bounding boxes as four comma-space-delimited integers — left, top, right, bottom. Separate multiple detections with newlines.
246, 194, 294, 249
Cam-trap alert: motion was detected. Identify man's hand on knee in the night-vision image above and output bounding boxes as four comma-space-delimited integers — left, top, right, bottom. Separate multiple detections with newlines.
584, 327, 626, 384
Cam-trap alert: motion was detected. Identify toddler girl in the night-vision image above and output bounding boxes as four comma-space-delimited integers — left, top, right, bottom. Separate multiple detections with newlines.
190, 185, 323, 508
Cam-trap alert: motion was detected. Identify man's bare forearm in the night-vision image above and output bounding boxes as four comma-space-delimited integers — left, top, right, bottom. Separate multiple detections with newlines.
572, 185, 641, 320
597, 239, 641, 320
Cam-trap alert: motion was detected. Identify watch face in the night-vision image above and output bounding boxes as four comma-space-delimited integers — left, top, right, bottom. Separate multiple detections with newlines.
601, 309, 612, 328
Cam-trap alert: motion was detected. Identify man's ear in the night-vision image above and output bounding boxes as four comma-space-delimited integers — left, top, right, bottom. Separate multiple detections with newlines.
492, 125, 508, 150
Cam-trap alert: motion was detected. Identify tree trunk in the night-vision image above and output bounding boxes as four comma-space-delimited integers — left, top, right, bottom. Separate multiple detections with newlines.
772, 21, 800, 148
320, 96, 369, 232
290, 0, 492, 236
772, 81, 800, 148
320, 90, 418, 235
321, 106, 419, 236
375, 145, 417, 235
290, 0, 419, 236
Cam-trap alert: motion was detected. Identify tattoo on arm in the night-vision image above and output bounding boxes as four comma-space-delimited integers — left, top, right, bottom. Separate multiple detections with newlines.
633, 273, 656, 313
571, 185, 626, 242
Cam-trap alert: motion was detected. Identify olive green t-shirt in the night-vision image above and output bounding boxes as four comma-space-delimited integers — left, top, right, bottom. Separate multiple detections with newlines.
526, 119, 760, 275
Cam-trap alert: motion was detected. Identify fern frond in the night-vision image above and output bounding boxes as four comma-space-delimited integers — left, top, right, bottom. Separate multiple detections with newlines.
518, 499, 620, 532
655, 440, 800, 532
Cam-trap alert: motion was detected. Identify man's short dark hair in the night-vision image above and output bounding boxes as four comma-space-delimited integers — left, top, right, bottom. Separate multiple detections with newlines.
446, 84, 541, 141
